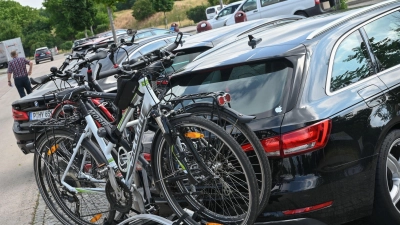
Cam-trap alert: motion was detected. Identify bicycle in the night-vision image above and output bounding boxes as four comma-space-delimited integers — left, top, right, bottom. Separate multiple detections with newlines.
31, 32, 259, 225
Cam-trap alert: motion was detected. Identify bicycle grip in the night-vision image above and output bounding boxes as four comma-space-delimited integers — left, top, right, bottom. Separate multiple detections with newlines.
97, 68, 121, 80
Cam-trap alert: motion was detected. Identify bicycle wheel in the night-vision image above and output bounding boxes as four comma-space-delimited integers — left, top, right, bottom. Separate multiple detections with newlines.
185, 105, 271, 214
33, 128, 113, 225
152, 116, 259, 224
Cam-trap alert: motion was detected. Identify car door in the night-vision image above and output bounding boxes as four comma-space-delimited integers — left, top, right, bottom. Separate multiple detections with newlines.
212, 5, 236, 28
259, 0, 290, 18
361, 10, 400, 123
240, 0, 261, 21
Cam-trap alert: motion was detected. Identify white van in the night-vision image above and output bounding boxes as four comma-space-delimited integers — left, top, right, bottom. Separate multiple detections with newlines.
206, 4, 226, 20
222, 0, 331, 26
207, 1, 243, 29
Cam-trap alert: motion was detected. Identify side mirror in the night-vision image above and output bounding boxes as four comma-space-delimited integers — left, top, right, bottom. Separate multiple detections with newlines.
248, 35, 262, 49
127, 29, 136, 36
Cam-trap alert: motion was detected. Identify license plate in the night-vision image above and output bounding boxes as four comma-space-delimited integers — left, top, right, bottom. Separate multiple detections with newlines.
30, 109, 53, 120
40, 53, 45, 56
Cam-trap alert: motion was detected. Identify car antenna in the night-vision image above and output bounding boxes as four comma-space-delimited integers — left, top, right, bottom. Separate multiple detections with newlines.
248, 35, 262, 49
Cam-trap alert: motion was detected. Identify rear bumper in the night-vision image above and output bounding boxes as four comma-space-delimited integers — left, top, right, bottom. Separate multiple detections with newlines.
13, 121, 36, 154
255, 218, 327, 225
35, 56, 52, 62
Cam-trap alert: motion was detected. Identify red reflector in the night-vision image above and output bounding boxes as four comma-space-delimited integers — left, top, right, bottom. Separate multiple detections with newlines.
217, 96, 225, 106
12, 108, 29, 121
258, 119, 331, 158
223, 93, 231, 103
143, 153, 151, 162
282, 201, 333, 215
315, 0, 320, 4
156, 80, 168, 85
113, 64, 119, 68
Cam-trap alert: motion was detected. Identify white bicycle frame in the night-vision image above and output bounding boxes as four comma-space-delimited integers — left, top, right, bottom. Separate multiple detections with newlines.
59, 76, 162, 196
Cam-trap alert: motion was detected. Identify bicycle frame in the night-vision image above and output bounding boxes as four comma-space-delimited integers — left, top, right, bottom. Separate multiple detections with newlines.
58, 76, 161, 197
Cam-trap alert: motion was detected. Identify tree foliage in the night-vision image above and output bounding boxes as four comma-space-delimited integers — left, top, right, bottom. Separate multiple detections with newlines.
186, 5, 207, 23
116, 0, 135, 11
132, 0, 155, 21
152, 0, 174, 27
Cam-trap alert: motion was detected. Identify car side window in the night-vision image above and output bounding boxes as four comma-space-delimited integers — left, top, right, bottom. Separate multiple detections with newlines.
363, 11, 400, 72
260, 0, 279, 7
330, 30, 374, 92
218, 6, 233, 17
139, 40, 168, 56
242, 0, 257, 12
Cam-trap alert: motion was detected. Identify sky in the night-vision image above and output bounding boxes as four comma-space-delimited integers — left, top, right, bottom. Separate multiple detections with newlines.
15, 0, 44, 9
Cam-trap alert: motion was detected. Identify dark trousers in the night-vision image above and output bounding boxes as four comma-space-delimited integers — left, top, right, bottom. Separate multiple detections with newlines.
14, 76, 32, 98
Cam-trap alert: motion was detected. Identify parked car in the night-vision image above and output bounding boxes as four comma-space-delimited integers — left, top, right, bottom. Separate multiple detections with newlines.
208, 1, 243, 29
34, 47, 53, 64
165, 1, 400, 224
12, 33, 190, 154
219, 0, 332, 27
206, 4, 226, 20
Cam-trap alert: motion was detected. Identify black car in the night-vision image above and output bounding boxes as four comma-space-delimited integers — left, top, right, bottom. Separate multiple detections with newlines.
34, 47, 53, 64
12, 33, 187, 154
166, 1, 400, 224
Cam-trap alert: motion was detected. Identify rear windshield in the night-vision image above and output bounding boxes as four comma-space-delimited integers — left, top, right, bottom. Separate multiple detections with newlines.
168, 58, 293, 117
207, 8, 216, 14
36, 49, 48, 54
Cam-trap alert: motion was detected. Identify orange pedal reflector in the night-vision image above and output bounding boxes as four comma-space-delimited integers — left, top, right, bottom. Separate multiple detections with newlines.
47, 144, 59, 155
206, 223, 223, 225
185, 132, 204, 139
90, 213, 102, 223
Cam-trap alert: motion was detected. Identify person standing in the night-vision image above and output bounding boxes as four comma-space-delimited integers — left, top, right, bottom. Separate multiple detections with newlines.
7, 50, 33, 98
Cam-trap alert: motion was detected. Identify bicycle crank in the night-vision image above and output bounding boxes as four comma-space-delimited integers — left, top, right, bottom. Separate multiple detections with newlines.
105, 179, 133, 213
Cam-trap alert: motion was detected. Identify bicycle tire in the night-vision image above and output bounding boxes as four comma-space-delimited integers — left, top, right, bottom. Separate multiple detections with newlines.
152, 115, 259, 224
33, 128, 114, 225
185, 105, 271, 214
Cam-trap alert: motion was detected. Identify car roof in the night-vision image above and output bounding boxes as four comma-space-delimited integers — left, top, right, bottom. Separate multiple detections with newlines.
174, 15, 303, 51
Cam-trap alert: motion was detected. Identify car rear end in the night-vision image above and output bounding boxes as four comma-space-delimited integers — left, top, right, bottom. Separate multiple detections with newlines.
12, 88, 60, 154
169, 28, 372, 223
35, 48, 53, 63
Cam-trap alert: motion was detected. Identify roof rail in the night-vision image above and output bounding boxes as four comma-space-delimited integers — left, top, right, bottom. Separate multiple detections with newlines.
306, 0, 400, 40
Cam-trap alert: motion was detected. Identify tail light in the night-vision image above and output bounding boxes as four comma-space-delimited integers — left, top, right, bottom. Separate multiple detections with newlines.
315, 0, 320, 4
242, 119, 331, 157
156, 80, 169, 85
217, 93, 231, 106
35, 54, 39, 57
46, 51, 51, 54
12, 108, 29, 121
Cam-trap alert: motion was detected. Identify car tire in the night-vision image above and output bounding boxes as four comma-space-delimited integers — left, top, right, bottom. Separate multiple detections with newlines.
51, 57, 54, 61
295, 11, 308, 17
372, 129, 400, 225
36, 61, 39, 64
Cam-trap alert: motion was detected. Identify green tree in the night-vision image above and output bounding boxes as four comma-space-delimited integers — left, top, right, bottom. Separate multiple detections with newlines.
152, 0, 174, 28
0, 19, 22, 41
62, 0, 97, 37
43, 0, 76, 40
116, 0, 135, 11
186, 5, 207, 23
132, 0, 155, 21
